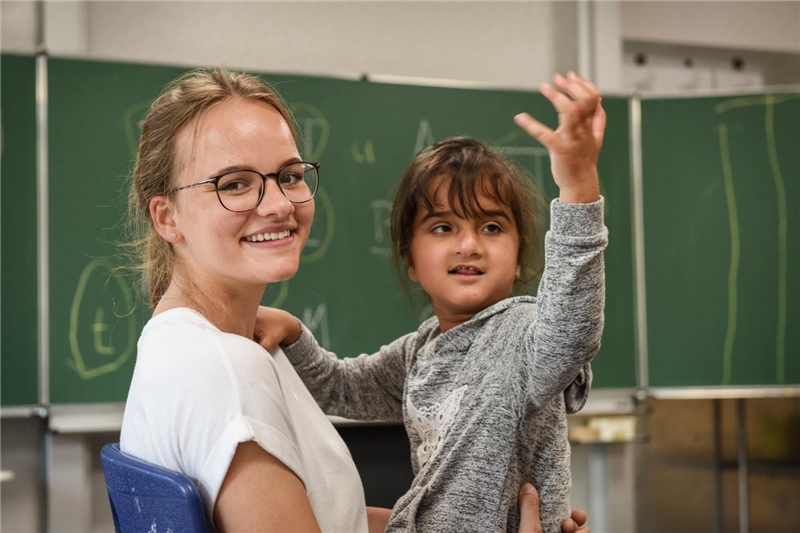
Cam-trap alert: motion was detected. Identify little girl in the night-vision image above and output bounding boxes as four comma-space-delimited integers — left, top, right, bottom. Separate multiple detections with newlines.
258, 72, 607, 533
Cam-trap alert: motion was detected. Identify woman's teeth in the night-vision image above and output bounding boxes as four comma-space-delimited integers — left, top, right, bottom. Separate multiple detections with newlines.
245, 230, 291, 242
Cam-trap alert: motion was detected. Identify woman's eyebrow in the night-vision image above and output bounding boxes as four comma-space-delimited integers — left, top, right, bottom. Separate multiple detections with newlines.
208, 164, 253, 179
208, 157, 303, 179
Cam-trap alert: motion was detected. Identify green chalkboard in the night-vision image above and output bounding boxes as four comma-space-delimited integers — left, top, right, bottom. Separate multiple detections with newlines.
1, 54, 39, 407
44, 57, 635, 404
642, 93, 800, 388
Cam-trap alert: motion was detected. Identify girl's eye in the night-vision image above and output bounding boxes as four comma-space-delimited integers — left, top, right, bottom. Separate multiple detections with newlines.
483, 223, 502, 233
431, 224, 451, 234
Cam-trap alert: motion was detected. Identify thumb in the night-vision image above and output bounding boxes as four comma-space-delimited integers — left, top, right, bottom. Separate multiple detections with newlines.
518, 483, 542, 533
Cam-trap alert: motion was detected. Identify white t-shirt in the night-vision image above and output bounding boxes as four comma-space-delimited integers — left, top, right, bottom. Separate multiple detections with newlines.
120, 308, 368, 533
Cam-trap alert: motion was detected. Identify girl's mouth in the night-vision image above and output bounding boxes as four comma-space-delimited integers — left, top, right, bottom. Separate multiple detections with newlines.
450, 266, 483, 275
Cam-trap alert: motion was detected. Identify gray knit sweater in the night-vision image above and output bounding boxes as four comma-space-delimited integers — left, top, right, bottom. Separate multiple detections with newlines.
283, 198, 607, 533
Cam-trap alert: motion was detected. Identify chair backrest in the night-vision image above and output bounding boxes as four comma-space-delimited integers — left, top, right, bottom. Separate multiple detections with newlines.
100, 443, 208, 533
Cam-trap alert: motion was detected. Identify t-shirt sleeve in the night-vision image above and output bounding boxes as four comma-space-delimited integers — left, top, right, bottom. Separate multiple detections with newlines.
282, 324, 411, 420
142, 326, 308, 515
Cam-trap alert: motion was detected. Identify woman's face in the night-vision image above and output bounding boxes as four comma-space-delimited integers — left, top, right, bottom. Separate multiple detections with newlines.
170, 97, 314, 292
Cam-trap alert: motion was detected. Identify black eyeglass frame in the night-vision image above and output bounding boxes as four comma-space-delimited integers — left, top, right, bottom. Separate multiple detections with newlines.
172, 161, 320, 212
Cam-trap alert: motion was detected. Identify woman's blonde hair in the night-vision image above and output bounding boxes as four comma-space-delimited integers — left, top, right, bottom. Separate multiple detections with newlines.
127, 69, 296, 308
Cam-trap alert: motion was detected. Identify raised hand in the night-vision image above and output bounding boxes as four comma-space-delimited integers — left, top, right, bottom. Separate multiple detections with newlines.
513, 72, 606, 204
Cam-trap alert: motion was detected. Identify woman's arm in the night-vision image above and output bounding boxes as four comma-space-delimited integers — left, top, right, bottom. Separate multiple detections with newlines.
367, 507, 392, 533
213, 441, 322, 533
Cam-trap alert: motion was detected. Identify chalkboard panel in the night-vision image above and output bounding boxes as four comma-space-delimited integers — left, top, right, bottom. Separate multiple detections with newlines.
1, 54, 39, 407
642, 93, 800, 388
43, 57, 635, 405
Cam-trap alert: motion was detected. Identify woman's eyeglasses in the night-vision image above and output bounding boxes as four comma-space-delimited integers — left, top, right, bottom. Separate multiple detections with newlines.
172, 161, 319, 212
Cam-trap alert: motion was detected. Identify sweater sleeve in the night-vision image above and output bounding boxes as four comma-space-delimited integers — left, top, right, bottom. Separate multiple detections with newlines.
281, 324, 412, 421
526, 197, 607, 412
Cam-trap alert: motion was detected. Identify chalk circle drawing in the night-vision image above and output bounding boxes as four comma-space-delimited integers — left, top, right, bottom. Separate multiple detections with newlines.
68, 259, 137, 380
301, 185, 335, 264
715, 93, 798, 384
262, 280, 290, 309
123, 100, 152, 155
290, 103, 330, 162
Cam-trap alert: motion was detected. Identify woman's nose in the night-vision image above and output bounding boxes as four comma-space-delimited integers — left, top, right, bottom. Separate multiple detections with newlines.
255, 179, 294, 218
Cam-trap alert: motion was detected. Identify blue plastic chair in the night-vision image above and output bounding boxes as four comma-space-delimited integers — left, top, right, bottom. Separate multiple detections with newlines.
101, 443, 208, 533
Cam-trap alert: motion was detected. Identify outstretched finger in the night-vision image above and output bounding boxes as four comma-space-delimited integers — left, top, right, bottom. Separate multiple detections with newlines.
539, 82, 583, 131
553, 73, 590, 104
539, 82, 578, 115
554, 73, 599, 118
514, 112, 553, 147
569, 72, 601, 97
518, 484, 542, 533
592, 101, 607, 149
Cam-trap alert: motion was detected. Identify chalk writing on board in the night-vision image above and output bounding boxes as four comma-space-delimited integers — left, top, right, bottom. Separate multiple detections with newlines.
290, 103, 330, 162
490, 130, 550, 187
68, 259, 136, 380
369, 200, 392, 257
303, 303, 331, 349
414, 120, 435, 153
123, 100, 151, 155
301, 186, 335, 264
715, 93, 799, 384
351, 140, 376, 164
418, 303, 435, 324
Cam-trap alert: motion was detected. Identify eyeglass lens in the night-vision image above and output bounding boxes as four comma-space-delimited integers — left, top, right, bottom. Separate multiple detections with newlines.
216, 163, 318, 211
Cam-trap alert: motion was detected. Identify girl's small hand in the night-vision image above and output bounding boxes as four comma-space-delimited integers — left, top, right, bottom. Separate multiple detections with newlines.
514, 72, 606, 204
254, 306, 302, 351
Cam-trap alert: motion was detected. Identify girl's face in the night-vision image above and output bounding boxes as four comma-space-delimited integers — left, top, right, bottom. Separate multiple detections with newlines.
407, 182, 520, 329
168, 97, 314, 293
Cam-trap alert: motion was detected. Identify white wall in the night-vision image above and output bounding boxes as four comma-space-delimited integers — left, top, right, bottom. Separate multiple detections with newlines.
87, 2, 561, 88
620, 1, 800, 53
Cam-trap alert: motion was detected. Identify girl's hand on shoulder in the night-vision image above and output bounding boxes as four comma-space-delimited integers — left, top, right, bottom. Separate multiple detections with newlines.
514, 72, 606, 204
254, 306, 302, 352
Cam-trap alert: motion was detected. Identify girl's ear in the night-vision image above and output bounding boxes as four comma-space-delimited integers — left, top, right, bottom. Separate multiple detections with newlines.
149, 196, 182, 244
406, 255, 418, 282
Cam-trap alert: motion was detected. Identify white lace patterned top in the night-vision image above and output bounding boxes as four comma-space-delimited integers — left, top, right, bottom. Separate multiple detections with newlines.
283, 198, 607, 533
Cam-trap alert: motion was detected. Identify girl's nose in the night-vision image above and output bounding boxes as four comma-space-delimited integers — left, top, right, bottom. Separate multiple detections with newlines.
255, 179, 294, 218
456, 229, 481, 256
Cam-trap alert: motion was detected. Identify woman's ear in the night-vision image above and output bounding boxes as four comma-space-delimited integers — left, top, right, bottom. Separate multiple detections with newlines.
149, 196, 182, 243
